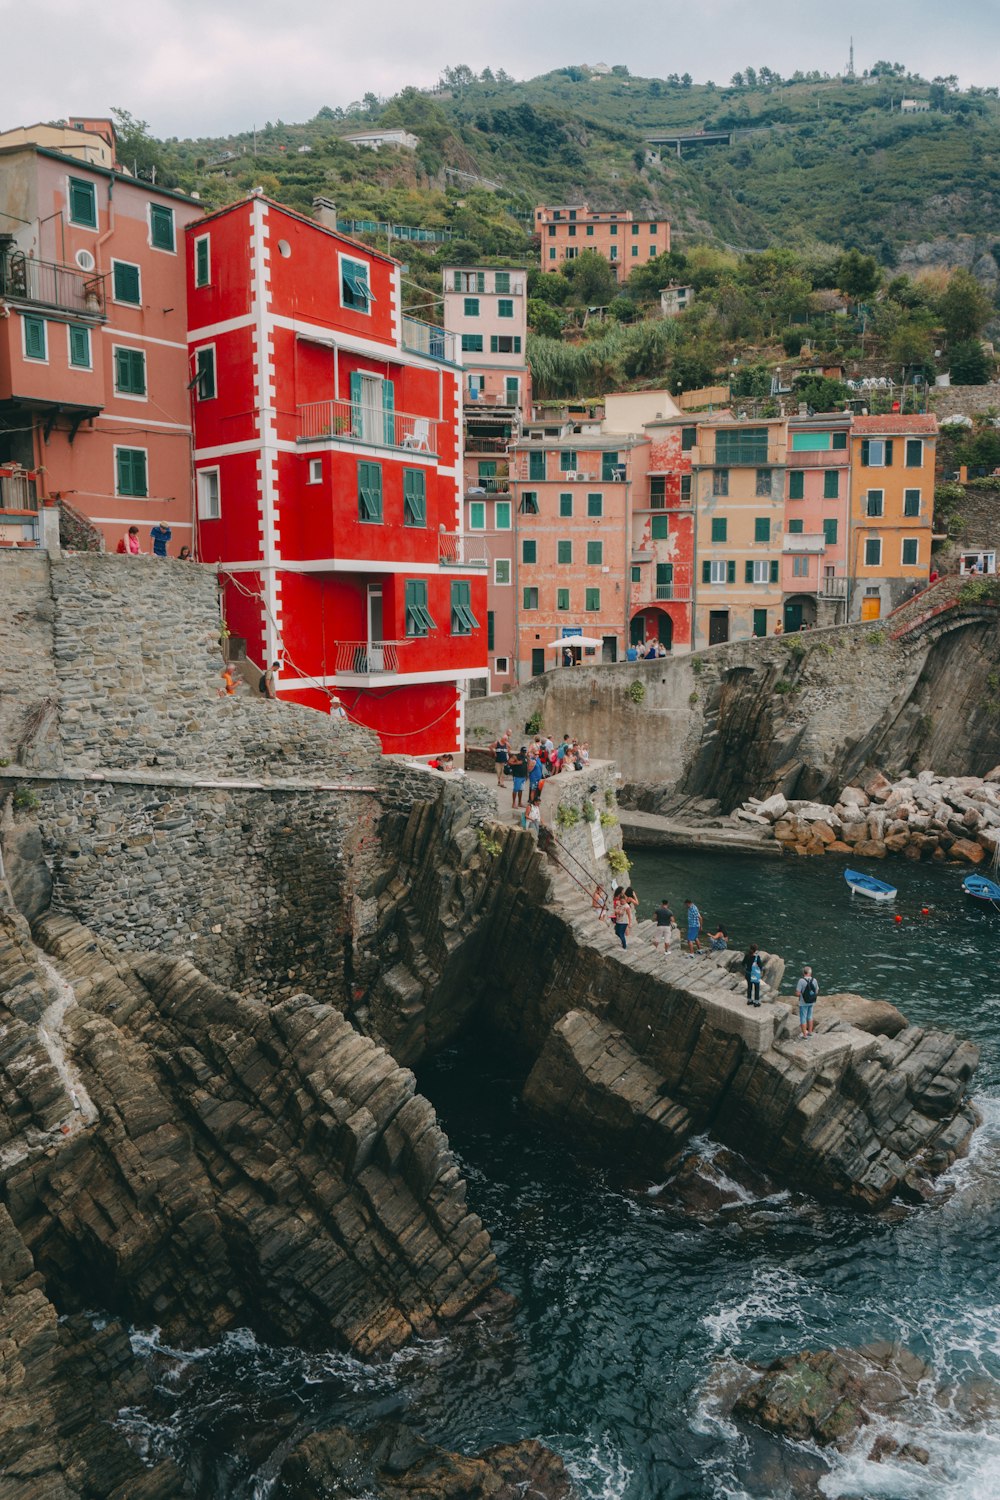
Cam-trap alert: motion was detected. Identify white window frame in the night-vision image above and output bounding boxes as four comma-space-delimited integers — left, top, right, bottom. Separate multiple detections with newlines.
197, 466, 221, 519
494, 558, 512, 586
905, 437, 924, 468
114, 444, 149, 499
469, 501, 486, 531
752, 560, 770, 584
709, 560, 727, 584
865, 537, 883, 567
494, 500, 512, 530
903, 487, 921, 517
901, 537, 920, 566
110, 257, 142, 307
112, 342, 147, 402
22, 314, 47, 363
866, 439, 888, 467
339, 251, 374, 315
866, 488, 884, 518
494, 657, 510, 674
66, 323, 92, 370
307, 458, 322, 484
193, 233, 211, 288
195, 344, 217, 402
147, 201, 176, 254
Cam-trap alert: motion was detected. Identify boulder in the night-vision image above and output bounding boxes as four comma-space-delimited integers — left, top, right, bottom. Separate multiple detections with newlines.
985, 765, 1000, 783
825, 840, 853, 856
867, 812, 887, 840
792, 802, 839, 824
772, 819, 797, 843
821, 992, 907, 1038
733, 1350, 869, 1447
853, 839, 888, 859
756, 793, 788, 820
840, 821, 866, 845
864, 771, 894, 802
840, 786, 869, 809
950, 837, 985, 865
812, 821, 838, 845
883, 833, 910, 852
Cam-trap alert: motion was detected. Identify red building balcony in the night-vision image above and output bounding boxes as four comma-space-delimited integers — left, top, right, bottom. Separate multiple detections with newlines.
297, 397, 439, 454
0, 248, 106, 319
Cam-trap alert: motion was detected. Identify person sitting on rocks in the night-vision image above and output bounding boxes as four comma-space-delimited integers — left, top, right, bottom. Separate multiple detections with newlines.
707, 924, 729, 952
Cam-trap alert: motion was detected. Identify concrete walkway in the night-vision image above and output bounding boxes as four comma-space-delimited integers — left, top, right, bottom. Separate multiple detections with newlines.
618, 807, 782, 857
463, 759, 617, 823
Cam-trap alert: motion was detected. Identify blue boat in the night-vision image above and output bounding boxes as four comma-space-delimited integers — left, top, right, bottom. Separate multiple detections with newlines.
962, 873, 1000, 907
844, 868, 898, 902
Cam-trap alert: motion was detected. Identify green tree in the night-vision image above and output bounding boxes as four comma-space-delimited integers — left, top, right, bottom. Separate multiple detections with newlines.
560, 249, 620, 306
527, 298, 565, 338
888, 320, 935, 370
625, 249, 689, 301
110, 107, 175, 185
938, 270, 994, 343
949, 339, 992, 384
835, 249, 881, 301
795, 376, 851, 410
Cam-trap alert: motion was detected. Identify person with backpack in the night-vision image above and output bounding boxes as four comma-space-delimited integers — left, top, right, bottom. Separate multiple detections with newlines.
743, 944, 763, 1006
259, 661, 280, 699
796, 966, 819, 1039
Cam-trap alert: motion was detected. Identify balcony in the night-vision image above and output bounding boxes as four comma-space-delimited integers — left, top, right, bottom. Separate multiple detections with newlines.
687, 444, 785, 467
466, 433, 511, 454
0, 470, 38, 511
297, 398, 439, 453
820, 575, 848, 599
655, 583, 674, 601
0, 249, 105, 319
782, 533, 827, 554
335, 640, 405, 676
466, 474, 509, 495
511, 458, 632, 482
439, 532, 489, 568
400, 315, 457, 365
464, 390, 520, 409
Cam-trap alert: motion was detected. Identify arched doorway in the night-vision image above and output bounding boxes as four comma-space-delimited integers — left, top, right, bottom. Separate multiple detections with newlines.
629, 607, 673, 649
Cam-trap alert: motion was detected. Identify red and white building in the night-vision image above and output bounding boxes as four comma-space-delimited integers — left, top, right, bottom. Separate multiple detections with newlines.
186, 194, 487, 756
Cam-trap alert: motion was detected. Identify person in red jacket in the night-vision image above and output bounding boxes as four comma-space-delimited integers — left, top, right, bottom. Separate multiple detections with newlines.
116, 526, 142, 555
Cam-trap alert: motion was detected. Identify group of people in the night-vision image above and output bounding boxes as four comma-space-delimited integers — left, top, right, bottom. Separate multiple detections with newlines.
493, 730, 591, 816
117, 524, 192, 559
625, 639, 669, 663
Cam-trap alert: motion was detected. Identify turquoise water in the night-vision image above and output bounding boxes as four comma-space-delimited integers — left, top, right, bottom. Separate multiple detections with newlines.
123, 850, 1000, 1499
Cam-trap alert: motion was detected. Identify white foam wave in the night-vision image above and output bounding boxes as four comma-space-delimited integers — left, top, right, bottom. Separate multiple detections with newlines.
701, 1267, 811, 1355
556, 1432, 633, 1500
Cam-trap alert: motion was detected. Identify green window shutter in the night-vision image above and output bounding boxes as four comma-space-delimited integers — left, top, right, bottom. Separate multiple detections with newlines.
116, 347, 146, 395
453, 271, 462, 291
601, 451, 620, 481
495, 501, 511, 529
559, 493, 572, 517
711, 517, 727, 542
350, 370, 363, 430
903, 490, 920, 517
753, 609, 768, 638
149, 203, 175, 251
861, 439, 870, 467
788, 471, 804, 500
403, 469, 426, 526
117, 448, 148, 497
529, 451, 545, 481
557, 540, 572, 564
69, 325, 90, 368
754, 517, 770, 543
681, 427, 696, 451
651, 515, 668, 539
523, 588, 536, 609
557, 588, 570, 611
477, 272, 485, 293
727, 560, 736, 584
113, 262, 141, 303
885, 440, 894, 465
23, 316, 46, 360
69, 178, 97, 228
702, 560, 711, 583
195, 236, 210, 286
823, 470, 839, 499
770, 559, 779, 583
382, 378, 395, 445
513, 337, 522, 353
522, 539, 537, 563
487, 610, 495, 650
490, 336, 498, 353
788, 518, 804, 534
587, 493, 603, 517
902, 539, 918, 565
655, 563, 673, 586
823, 519, 838, 544
495, 272, 510, 293
195, 348, 214, 400
358, 461, 383, 522
464, 297, 479, 316
450, 580, 479, 634
469, 502, 485, 529
745, 560, 754, 583
585, 587, 600, 611
498, 299, 513, 318
832, 430, 847, 449
586, 541, 602, 565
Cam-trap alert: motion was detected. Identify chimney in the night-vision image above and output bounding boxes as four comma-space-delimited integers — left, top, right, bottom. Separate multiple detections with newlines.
313, 196, 338, 230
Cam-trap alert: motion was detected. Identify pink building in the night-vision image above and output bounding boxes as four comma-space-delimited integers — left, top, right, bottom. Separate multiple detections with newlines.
0, 123, 202, 553
782, 413, 852, 629
629, 418, 696, 651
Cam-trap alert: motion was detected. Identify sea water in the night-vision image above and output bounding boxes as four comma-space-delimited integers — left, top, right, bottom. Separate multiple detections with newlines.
123, 851, 1000, 1499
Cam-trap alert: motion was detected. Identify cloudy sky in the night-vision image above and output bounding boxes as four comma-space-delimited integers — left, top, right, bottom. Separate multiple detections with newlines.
6, 0, 999, 139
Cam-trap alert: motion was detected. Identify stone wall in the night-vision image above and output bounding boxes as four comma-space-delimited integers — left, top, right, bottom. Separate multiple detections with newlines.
933, 480, 1000, 572
929, 381, 1000, 420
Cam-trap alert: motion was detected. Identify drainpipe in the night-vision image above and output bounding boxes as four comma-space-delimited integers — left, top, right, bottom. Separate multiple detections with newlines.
511, 462, 521, 684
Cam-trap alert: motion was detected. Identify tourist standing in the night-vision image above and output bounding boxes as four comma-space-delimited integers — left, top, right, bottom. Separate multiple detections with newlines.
259, 661, 280, 699
684, 898, 703, 954
744, 944, 763, 1006
509, 745, 528, 812
796, 965, 819, 1039
653, 897, 673, 952
150, 522, 172, 557
493, 730, 511, 787
613, 890, 632, 950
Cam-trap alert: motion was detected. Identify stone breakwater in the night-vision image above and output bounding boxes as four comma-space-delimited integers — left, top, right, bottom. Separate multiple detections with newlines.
732, 766, 1000, 862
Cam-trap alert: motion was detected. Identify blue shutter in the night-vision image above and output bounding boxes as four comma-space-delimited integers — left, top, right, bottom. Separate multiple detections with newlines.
382, 378, 395, 445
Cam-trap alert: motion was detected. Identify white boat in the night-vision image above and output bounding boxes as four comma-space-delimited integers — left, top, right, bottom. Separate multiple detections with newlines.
844, 868, 897, 902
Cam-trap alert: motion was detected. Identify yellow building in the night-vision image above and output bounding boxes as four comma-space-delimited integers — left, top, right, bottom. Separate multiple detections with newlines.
691, 418, 787, 645
849, 415, 936, 620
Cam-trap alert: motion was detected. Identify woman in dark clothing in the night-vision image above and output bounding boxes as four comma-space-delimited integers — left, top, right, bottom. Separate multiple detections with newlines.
743, 944, 763, 1007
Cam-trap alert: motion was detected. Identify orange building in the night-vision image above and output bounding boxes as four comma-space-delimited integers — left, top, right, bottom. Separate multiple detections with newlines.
0, 121, 202, 554
535, 203, 669, 282
849, 415, 936, 620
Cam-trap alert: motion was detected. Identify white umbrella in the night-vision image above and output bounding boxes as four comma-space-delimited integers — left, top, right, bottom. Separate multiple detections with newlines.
547, 635, 604, 649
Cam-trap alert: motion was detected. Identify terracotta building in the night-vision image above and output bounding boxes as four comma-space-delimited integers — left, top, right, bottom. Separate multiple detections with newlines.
782, 412, 852, 629
187, 195, 487, 755
534, 203, 669, 282
849, 414, 936, 620
631, 414, 695, 651
0, 120, 202, 553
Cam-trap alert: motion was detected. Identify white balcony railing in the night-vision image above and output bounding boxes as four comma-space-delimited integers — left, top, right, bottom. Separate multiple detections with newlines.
297, 398, 439, 452
335, 640, 404, 675
782, 533, 827, 554
400, 315, 457, 364
439, 532, 489, 568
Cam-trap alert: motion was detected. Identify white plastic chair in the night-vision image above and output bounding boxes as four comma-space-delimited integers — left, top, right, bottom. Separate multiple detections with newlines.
402, 417, 431, 451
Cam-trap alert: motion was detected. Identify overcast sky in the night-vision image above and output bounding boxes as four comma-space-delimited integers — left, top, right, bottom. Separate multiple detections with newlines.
5, 0, 999, 139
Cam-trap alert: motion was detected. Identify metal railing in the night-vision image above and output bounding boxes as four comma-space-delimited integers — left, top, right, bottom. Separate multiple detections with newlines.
0, 250, 105, 317
439, 533, 489, 568
466, 435, 511, 454
465, 475, 509, 494
400, 314, 457, 364
297, 398, 439, 452
688, 444, 785, 467
655, 583, 674, 601
335, 640, 404, 675
511, 458, 632, 482
0, 472, 38, 511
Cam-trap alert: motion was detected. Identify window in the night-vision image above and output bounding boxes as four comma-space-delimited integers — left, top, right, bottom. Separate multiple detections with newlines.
587, 540, 603, 566
602, 452, 622, 481
69, 177, 97, 228
587, 224, 595, 235
519, 491, 539, 514
788, 518, 804, 534
792, 555, 809, 577
494, 558, 511, 585
557, 540, 572, 564
523, 587, 538, 609
866, 490, 884, 518
463, 297, 480, 317
650, 514, 668, 540
656, 563, 673, 598
789, 470, 804, 500
559, 492, 573, 517
902, 538, 919, 566
559, 450, 578, 472
506, 377, 520, 405
307, 458, 322, 484
489, 335, 521, 353
865, 538, 882, 567
861, 438, 893, 467
549, 248, 556, 261
487, 611, 495, 650
754, 517, 770, 543
68, 324, 91, 369
403, 469, 426, 526
450, 580, 479, 635
498, 299, 514, 318
494, 501, 511, 529
557, 588, 570, 610
823, 470, 839, 499
715, 427, 768, 464
631, 566, 641, 583
357, 461, 383, 522
587, 492, 603, 517
832, 430, 848, 450
756, 469, 772, 496
568, 225, 576, 237
194, 235, 210, 288
197, 467, 220, 518
462, 334, 483, 353
494, 657, 510, 674
404, 579, 436, 636
680, 475, 691, 502
823, 518, 839, 545
631, 245, 639, 257
585, 587, 601, 611
705, 560, 728, 584
149, 203, 175, 252
529, 451, 546, 481
116, 447, 148, 497
903, 489, 921, 517
112, 261, 141, 305
681, 426, 696, 451
791, 431, 831, 451
610, 246, 618, 262
711, 516, 727, 542
341, 255, 372, 312
522, 539, 537, 564
114, 346, 147, 397
746, 559, 777, 584
649, 476, 665, 508
194, 346, 215, 401
494, 272, 510, 294
632, 223, 640, 235
23, 315, 46, 361
713, 469, 729, 497
905, 438, 924, 468
469, 501, 486, 530
610, 223, 617, 235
